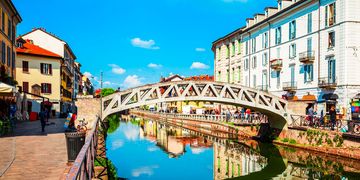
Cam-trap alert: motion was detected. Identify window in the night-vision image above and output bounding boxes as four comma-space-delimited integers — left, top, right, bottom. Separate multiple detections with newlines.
328, 31, 335, 48
217, 47, 221, 60
253, 74, 256, 88
325, 3, 336, 27
7, 19, 11, 39
328, 58, 336, 83
289, 43, 296, 58
1, 41, 4, 64
304, 64, 314, 82
226, 44, 230, 58
238, 66, 241, 82
237, 39, 241, 54
245, 41, 249, 55
251, 38, 256, 53
263, 32, 268, 48
252, 56, 257, 69
41, 83, 52, 94
231, 42, 235, 56
23, 82, 29, 93
226, 69, 230, 83
289, 20, 296, 40
262, 53, 268, 66
22, 61, 29, 72
275, 27, 282, 45
40, 63, 52, 75
217, 71, 221, 81
276, 71, 280, 88
1, 12, 4, 31
232, 68, 235, 83
307, 38, 312, 52
244, 58, 249, 70
308, 13, 312, 33
6, 46, 10, 66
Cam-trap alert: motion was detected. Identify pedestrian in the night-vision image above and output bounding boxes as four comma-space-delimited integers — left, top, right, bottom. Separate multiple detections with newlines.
225, 109, 231, 122
39, 108, 46, 132
308, 106, 314, 126
245, 108, 251, 122
329, 105, 336, 130
44, 108, 49, 123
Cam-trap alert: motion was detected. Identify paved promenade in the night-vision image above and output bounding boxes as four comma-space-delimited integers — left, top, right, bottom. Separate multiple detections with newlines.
0, 118, 67, 180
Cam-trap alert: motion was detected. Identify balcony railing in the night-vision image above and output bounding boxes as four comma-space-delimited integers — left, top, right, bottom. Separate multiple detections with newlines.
299, 51, 315, 63
270, 59, 283, 71
318, 77, 337, 88
256, 85, 268, 92
283, 81, 297, 92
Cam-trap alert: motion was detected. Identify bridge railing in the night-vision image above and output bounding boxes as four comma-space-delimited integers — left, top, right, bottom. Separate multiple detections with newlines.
289, 114, 360, 134
66, 118, 99, 180
133, 109, 267, 125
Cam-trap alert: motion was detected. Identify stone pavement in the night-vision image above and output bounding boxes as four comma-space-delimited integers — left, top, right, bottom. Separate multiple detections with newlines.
0, 118, 68, 180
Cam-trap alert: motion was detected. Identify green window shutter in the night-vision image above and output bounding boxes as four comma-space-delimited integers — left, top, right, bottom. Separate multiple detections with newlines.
325, 6, 328, 26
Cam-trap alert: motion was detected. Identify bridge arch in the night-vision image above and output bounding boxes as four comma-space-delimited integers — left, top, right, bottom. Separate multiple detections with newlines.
102, 81, 289, 129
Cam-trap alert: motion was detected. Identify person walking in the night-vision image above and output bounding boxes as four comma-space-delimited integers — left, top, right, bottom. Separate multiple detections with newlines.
39, 108, 46, 132
308, 106, 314, 126
329, 105, 336, 130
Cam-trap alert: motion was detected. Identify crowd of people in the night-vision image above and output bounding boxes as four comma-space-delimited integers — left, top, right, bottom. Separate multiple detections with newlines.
306, 105, 338, 131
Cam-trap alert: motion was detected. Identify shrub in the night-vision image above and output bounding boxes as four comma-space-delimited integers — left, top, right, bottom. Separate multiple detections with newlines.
282, 138, 289, 143
289, 139, 297, 144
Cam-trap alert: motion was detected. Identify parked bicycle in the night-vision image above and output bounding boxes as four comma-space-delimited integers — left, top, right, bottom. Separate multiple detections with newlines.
77, 119, 88, 132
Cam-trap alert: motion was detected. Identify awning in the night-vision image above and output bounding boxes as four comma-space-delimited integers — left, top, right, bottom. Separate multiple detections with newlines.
0, 82, 16, 96
41, 101, 53, 106
302, 94, 317, 101
322, 93, 339, 100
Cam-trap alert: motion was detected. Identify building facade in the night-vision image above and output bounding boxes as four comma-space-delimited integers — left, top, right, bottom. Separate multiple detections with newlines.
0, 0, 21, 84
213, 0, 360, 119
16, 38, 62, 114
20, 28, 77, 113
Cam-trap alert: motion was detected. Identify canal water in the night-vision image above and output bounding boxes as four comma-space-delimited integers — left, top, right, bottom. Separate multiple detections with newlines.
106, 116, 360, 180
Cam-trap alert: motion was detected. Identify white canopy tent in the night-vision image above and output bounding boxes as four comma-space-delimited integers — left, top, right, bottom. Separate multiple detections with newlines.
0, 82, 16, 96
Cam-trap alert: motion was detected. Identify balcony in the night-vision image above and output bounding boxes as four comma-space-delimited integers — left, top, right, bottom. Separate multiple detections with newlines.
318, 77, 337, 89
270, 59, 283, 71
256, 85, 268, 92
283, 81, 297, 92
299, 51, 315, 64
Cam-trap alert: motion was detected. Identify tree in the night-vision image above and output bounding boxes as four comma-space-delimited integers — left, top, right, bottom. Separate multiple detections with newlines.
101, 88, 115, 97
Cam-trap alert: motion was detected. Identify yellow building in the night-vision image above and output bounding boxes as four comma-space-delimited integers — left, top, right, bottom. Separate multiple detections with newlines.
16, 38, 62, 114
0, 0, 21, 83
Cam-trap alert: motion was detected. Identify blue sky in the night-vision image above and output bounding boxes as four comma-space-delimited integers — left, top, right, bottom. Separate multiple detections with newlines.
13, 0, 277, 89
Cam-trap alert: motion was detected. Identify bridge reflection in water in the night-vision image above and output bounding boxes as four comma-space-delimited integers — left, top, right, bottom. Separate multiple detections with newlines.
106, 115, 360, 180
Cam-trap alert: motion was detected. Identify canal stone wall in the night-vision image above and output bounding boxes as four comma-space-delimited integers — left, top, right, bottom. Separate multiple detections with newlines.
75, 96, 101, 128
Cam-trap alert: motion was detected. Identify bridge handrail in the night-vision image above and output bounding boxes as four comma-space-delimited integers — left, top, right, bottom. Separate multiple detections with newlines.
66, 118, 99, 180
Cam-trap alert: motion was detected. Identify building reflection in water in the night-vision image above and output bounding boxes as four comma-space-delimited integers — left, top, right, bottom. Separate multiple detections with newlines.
213, 142, 267, 180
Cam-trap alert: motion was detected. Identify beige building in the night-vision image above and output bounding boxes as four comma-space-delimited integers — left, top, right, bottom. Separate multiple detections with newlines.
16, 38, 62, 114
0, 0, 21, 84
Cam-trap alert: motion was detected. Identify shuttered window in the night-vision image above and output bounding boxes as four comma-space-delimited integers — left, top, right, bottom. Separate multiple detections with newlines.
41, 83, 52, 94
22, 61, 29, 72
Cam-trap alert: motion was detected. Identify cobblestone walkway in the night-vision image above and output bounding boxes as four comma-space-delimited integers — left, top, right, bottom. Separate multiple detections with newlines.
0, 119, 67, 180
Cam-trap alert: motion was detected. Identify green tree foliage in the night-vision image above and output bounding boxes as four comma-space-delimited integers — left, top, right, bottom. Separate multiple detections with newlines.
101, 88, 115, 97
107, 114, 120, 134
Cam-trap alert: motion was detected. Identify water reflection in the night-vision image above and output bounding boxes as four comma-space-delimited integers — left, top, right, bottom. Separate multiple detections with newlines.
106, 116, 360, 180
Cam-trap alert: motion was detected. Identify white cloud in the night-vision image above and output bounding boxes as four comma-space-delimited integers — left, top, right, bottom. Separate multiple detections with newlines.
123, 75, 142, 88
147, 147, 158, 152
223, 0, 248, 3
191, 147, 206, 154
195, 48, 206, 52
123, 126, 139, 141
103, 81, 111, 85
190, 62, 209, 69
111, 140, 124, 150
131, 38, 160, 50
83, 71, 93, 78
132, 165, 159, 177
109, 64, 126, 75
148, 63, 162, 69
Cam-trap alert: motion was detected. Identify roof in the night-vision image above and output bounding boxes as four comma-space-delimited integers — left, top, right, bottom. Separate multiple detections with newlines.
183, 75, 214, 81
16, 39, 62, 58
19, 28, 77, 59
160, 74, 184, 82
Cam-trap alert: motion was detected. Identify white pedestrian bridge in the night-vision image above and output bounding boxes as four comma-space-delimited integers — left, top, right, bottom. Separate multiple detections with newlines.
102, 81, 290, 129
